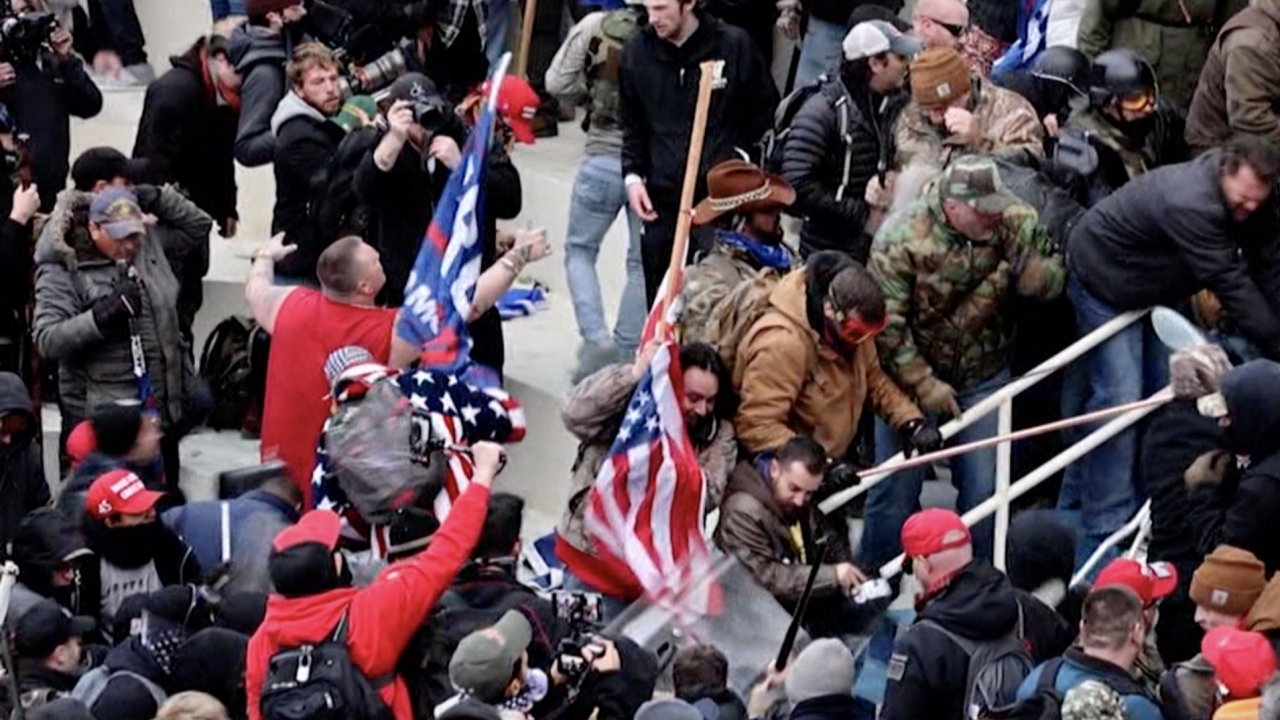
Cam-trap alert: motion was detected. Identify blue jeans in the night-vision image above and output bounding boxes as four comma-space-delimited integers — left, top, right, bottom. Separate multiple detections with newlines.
1059, 273, 1166, 573
860, 368, 1010, 570
564, 153, 646, 356
795, 17, 845, 88
485, 0, 511, 70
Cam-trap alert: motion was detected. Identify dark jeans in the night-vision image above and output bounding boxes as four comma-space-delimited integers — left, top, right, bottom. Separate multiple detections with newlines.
640, 195, 713, 305
85, 0, 148, 66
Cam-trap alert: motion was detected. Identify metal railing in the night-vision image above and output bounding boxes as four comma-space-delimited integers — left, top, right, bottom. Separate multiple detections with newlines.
816, 308, 1166, 580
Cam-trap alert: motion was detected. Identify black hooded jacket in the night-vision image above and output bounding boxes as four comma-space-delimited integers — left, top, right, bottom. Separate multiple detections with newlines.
781, 71, 906, 260
87, 638, 169, 720
133, 37, 238, 229
619, 12, 777, 204
229, 24, 289, 168
880, 563, 1071, 720
0, 372, 48, 552
1186, 360, 1280, 574
9, 507, 94, 633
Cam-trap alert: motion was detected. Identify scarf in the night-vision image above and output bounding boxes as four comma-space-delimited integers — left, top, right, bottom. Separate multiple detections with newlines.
718, 231, 792, 271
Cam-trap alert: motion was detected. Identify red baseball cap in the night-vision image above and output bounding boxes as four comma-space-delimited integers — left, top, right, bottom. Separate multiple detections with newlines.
1203, 627, 1277, 698
273, 510, 342, 552
901, 508, 972, 558
478, 76, 539, 145
1095, 558, 1179, 606
66, 420, 97, 465
86, 470, 164, 520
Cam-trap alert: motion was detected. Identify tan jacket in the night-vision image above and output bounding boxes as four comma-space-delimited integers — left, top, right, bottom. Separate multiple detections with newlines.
733, 270, 922, 458
1185, 0, 1280, 154
894, 78, 1044, 170
556, 363, 737, 558
714, 460, 854, 605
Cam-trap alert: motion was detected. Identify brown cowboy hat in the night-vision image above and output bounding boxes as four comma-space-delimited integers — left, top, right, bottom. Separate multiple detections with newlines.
692, 159, 796, 226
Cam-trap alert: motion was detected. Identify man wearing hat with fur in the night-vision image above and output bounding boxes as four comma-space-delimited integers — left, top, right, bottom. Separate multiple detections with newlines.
781, 20, 920, 261
865, 156, 1063, 568
1161, 545, 1268, 720
882, 508, 1069, 720
679, 160, 797, 345
895, 46, 1044, 169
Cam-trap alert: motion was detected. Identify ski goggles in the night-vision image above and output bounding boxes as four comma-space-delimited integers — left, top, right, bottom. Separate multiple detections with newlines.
1117, 90, 1156, 114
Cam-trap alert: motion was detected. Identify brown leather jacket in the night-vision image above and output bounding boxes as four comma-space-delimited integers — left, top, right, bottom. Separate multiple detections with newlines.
733, 269, 922, 458
714, 460, 854, 606
1185, 0, 1280, 154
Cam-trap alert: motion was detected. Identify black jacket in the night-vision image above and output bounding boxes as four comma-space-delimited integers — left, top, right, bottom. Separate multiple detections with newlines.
1187, 360, 1280, 575
880, 563, 1071, 720
9, 507, 93, 631
1068, 151, 1280, 359
88, 638, 168, 720
789, 694, 860, 720
133, 38, 238, 229
270, 92, 347, 281
1143, 401, 1223, 565
0, 373, 48, 552
620, 12, 777, 203
230, 24, 289, 168
781, 73, 905, 260
3, 50, 102, 211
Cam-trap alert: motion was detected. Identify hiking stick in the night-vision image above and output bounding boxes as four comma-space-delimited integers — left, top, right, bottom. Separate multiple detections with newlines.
656, 60, 723, 337
516, 0, 538, 78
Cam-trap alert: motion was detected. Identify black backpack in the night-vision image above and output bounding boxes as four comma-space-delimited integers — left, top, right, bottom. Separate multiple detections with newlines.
260, 611, 396, 720
918, 602, 1034, 719
759, 75, 857, 200
987, 657, 1148, 720
199, 316, 263, 430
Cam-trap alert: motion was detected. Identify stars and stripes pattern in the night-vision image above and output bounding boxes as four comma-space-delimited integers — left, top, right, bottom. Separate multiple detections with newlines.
583, 267, 717, 616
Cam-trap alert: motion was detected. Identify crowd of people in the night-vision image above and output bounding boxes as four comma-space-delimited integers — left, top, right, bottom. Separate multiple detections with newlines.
0, 0, 1276, 717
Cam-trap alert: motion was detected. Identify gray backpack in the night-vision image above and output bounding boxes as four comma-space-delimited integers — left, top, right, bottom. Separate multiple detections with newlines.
918, 601, 1033, 720
71, 666, 167, 712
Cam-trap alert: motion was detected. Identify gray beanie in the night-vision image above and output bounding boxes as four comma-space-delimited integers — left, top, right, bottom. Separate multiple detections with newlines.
635, 699, 705, 720
785, 639, 855, 705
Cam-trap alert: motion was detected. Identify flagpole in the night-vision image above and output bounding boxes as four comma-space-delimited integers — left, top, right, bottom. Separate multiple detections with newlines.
488, 52, 513, 109
515, 0, 538, 79
656, 59, 723, 336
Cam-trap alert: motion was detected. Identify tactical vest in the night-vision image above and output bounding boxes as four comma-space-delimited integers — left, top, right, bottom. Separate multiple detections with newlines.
586, 7, 643, 134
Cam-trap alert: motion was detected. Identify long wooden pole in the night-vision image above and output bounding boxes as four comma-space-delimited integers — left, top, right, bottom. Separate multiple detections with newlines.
658, 60, 722, 333
515, 0, 539, 79
858, 394, 1171, 481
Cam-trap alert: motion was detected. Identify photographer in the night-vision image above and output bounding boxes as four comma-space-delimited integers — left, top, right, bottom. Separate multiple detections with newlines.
1, 2, 102, 211
444, 611, 658, 720
354, 73, 466, 307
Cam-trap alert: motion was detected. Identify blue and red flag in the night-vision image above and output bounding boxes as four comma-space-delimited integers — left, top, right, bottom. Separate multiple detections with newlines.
395, 86, 499, 389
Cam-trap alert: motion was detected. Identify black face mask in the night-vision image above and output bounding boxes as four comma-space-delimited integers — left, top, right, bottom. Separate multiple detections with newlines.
95, 522, 169, 570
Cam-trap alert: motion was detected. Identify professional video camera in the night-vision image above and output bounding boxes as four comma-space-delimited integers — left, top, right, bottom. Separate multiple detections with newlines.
339, 39, 410, 99
0, 4, 56, 66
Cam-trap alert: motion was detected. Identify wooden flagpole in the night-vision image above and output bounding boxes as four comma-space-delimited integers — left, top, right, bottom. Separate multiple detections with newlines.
515, 0, 539, 78
657, 60, 723, 335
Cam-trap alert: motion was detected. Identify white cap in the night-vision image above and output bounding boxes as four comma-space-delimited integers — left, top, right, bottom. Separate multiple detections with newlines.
842, 20, 924, 61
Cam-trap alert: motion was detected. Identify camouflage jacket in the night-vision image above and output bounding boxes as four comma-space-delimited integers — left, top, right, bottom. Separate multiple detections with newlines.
868, 176, 1065, 393
894, 78, 1045, 169
680, 234, 795, 344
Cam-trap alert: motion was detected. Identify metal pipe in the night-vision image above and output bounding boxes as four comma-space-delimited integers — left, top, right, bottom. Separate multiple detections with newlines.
1071, 500, 1153, 586
877, 387, 1171, 579
819, 309, 1151, 515
993, 400, 1012, 572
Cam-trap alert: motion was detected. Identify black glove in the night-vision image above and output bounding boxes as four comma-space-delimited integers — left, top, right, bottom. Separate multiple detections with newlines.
91, 277, 142, 335
899, 419, 942, 458
131, 184, 160, 212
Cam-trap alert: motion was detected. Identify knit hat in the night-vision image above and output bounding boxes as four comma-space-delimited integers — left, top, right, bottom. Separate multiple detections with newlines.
245, 0, 300, 19
635, 699, 705, 720
90, 401, 144, 457
1191, 546, 1268, 617
785, 639, 855, 704
910, 47, 972, 108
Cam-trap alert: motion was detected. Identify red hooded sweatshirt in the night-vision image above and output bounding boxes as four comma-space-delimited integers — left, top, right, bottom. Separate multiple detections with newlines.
245, 485, 491, 720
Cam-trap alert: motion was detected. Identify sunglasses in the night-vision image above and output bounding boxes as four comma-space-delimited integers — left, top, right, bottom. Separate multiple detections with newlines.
923, 15, 967, 37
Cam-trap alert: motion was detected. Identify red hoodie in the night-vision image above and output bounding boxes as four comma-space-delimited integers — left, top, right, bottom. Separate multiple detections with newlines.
245, 485, 491, 720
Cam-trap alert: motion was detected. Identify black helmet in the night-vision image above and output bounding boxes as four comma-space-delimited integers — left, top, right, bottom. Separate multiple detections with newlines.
1031, 46, 1089, 100
1087, 49, 1158, 108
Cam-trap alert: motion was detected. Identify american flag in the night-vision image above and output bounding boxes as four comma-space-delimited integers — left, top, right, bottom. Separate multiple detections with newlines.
583, 269, 717, 615
395, 79, 499, 390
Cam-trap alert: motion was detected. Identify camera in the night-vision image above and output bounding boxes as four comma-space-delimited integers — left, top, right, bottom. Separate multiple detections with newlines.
0, 10, 55, 65
339, 41, 410, 99
550, 591, 606, 685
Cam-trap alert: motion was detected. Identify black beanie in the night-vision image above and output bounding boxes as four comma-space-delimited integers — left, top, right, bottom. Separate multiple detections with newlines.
269, 542, 344, 598
90, 403, 143, 457
216, 592, 268, 636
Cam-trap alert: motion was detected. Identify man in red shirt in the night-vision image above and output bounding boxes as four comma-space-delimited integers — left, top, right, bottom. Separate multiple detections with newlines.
245, 233, 397, 502
246, 440, 504, 720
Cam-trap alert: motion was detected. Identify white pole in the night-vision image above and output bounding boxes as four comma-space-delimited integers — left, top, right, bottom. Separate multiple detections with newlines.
878, 387, 1172, 579
993, 399, 1013, 572
1071, 500, 1153, 586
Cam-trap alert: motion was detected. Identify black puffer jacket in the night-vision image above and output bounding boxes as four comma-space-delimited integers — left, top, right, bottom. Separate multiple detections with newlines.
781, 73, 906, 261
1187, 359, 1280, 574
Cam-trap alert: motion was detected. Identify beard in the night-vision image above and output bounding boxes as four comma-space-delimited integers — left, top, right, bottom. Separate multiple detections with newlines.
686, 412, 716, 447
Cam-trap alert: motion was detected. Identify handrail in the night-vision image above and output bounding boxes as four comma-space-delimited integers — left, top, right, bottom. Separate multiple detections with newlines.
875, 386, 1173, 579
1071, 500, 1153, 586
819, 308, 1151, 515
